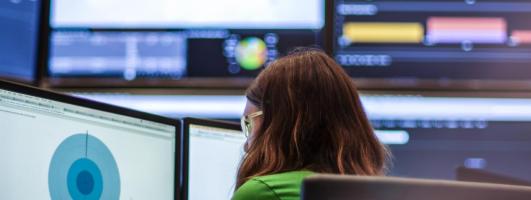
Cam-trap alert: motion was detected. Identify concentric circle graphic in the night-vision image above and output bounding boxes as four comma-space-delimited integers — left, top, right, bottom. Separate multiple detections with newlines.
235, 37, 268, 71
49, 134, 120, 200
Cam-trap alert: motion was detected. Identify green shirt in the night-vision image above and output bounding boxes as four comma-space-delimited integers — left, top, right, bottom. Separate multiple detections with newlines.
231, 170, 315, 200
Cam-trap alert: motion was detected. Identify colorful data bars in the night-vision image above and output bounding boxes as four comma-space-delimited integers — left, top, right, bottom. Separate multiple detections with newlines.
342, 17, 517, 45
343, 22, 424, 43
512, 30, 531, 44
427, 17, 507, 44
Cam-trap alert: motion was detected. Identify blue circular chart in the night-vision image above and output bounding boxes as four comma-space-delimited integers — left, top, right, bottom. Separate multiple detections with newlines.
49, 134, 120, 200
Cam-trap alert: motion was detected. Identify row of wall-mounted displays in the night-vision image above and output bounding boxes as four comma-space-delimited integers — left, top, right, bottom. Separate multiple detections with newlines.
6, 0, 531, 89
75, 93, 531, 181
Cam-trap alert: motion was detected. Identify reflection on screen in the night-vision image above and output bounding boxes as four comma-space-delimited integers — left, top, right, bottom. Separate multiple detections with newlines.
0, 89, 176, 199
0, 0, 40, 82
188, 124, 245, 200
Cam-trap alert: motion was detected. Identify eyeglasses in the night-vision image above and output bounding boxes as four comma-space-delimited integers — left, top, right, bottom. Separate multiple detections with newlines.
240, 111, 263, 138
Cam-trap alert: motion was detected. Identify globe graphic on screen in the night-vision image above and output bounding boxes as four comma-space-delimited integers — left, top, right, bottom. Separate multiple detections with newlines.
235, 37, 268, 71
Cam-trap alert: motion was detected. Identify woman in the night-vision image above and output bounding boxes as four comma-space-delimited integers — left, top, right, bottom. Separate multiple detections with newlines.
232, 49, 390, 200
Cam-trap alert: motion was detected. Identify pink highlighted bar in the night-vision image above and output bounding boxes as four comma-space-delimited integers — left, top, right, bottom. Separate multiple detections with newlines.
427, 17, 507, 44
512, 30, 531, 44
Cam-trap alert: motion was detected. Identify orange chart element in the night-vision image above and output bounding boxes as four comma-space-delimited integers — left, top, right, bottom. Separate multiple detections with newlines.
512, 31, 531, 44
342, 22, 424, 43
426, 17, 507, 44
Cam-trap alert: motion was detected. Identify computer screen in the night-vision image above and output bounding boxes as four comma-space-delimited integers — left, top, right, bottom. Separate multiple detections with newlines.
0, 81, 178, 199
0, 0, 41, 83
364, 95, 531, 182
184, 119, 245, 200
50, 0, 322, 29
332, 0, 531, 88
47, 0, 324, 84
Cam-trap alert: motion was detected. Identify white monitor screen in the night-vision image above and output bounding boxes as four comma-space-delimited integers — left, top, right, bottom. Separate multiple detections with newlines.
50, 0, 324, 29
0, 88, 177, 199
188, 123, 245, 200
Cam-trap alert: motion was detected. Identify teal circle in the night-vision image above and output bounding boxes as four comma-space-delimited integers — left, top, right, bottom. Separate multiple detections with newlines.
67, 158, 103, 200
77, 171, 94, 195
49, 134, 121, 200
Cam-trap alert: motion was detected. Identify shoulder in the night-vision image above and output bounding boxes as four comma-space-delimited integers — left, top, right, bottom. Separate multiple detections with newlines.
232, 179, 280, 200
232, 171, 315, 200
257, 170, 315, 183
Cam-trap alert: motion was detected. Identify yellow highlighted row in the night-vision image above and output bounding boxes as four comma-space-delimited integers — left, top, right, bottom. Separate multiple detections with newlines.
343, 22, 424, 43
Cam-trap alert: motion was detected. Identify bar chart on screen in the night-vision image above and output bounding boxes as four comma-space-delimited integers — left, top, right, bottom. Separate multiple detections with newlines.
333, 0, 531, 82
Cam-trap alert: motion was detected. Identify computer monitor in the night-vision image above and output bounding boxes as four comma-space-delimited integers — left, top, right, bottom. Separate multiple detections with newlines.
330, 0, 531, 90
0, 0, 42, 83
0, 79, 179, 199
182, 118, 245, 200
364, 95, 531, 182
46, 0, 325, 87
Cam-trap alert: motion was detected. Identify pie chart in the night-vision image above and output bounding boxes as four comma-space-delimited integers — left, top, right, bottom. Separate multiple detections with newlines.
235, 37, 268, 71
48, 133, 120, 200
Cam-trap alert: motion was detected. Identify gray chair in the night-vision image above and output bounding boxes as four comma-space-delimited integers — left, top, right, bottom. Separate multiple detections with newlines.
302, 175, 531, 200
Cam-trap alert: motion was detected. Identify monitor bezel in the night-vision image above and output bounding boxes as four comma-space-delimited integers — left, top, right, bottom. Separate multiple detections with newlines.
0, 78, 182, 200
35, 0, 51, 87
181, 117, 242, 200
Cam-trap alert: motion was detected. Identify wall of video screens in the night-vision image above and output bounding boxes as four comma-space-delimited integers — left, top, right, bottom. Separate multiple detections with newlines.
35, 0, 531, 90
75, 92, 531, 182
332, 0, 531, 88
47, 0, 325, 84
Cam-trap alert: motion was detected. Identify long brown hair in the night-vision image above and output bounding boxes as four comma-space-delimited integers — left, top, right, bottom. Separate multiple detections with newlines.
236, 49, 390, 188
